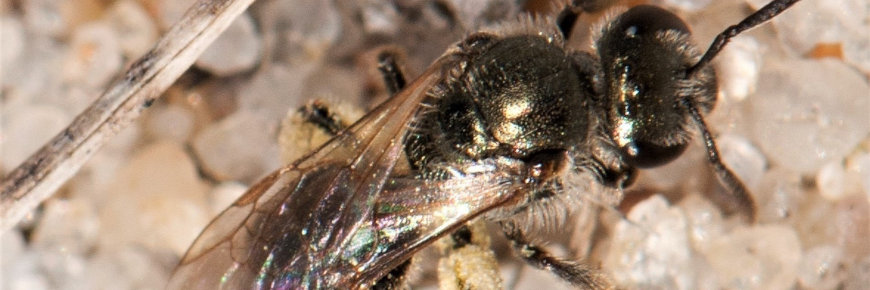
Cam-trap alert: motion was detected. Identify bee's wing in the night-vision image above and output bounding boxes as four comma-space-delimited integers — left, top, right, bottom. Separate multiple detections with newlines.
167, 62, 526, 289
351, 167, 527, 285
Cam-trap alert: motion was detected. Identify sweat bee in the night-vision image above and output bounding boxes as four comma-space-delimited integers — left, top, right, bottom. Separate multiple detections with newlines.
167, 0, 803, 288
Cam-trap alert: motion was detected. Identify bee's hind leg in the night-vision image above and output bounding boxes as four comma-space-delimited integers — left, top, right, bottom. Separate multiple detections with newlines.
369, 48, 416, 290
295, 48, 408, 136
376, 49, 408, 96
499, 221, 612, 289
296, 101, 349, 136
436, 222, 504, 289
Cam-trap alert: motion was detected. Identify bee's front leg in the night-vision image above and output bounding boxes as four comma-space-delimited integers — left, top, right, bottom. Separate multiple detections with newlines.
500, 221, 613, 289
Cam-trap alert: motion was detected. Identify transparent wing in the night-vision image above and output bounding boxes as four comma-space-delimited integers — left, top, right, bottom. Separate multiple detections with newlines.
350, 166, 528, 285
166, 62, 528, 289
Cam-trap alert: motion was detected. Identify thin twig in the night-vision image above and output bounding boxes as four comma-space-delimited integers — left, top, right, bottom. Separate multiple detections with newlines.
0, 0, 256, 232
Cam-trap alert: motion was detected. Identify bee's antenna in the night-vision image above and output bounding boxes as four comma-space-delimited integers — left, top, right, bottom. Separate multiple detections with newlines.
681, 99, 758, 223
687, 0, 801, 77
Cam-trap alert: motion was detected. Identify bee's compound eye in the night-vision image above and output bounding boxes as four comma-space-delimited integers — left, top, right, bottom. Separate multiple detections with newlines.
620, 140, 687, 168
615, 5, 689, 38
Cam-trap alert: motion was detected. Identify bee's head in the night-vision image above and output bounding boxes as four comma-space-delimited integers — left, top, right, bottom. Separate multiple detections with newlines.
597, 5, 717, 168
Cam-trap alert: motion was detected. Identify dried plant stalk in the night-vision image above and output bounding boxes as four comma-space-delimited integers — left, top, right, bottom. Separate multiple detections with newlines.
0, 0, 256, 232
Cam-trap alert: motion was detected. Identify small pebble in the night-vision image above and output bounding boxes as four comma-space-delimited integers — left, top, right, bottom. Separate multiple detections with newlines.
1, 16, 25, 70
747, 0, 862, 53
100, 141, 210, 255
791, 186, 870, 261
851, 153, 870, 201
145, 104, 194, 143
748, 59, 870, 174
238, 63, 316, 121
748, 0, 870, 73
4, 248, 51, 290
797, 245, 847, 290
843, 254, 870, 290
36, 248, 89, 290
1, 238, 50, 289
153, 0, 196, 29
716, 37, 762, 102
2, 36, 65, 106
87, 245, 169, 290
192, 111, 282, 182
276, 0, 341, 50
755, 167, 804, 224
105, 0, 158, 58
30, 199, 100, 257
195, 12, 261, 76
832, 196, 870, 258
841, 28, 870, 75
62, 21, 122, 88
679, 194, 724, 252
209, 181, 248, 216
604, 195, 693, 289
817, 160, 848, 201
1, 104, 71, 169
717, 133, 767, 190
22, 0, 66, 37
358, 3, 400, 36
704, 225, 801, 290
255, 0, 340, 63
793, 194, 839, 249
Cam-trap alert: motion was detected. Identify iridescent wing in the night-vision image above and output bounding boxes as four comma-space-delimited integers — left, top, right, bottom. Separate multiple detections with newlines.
166, 61, 528, 289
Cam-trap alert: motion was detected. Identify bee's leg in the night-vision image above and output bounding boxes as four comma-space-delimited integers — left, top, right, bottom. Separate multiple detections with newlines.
437, 222, 503, 289
499, 221, 612, 289
295, 49, 407, 137
372, 259, 413, 290
297, 101, 348, 136
369, 48, 414, 290
376, 49, 407, 96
